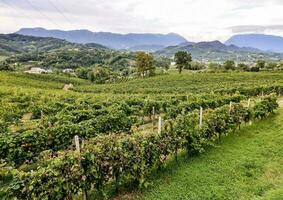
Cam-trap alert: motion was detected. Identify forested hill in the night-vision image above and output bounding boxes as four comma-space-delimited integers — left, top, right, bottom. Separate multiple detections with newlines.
0, 34, 107, 56
0, 33, 139, 72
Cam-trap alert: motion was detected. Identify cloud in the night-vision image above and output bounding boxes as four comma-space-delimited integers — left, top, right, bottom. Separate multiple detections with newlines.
229, 25, 283, 33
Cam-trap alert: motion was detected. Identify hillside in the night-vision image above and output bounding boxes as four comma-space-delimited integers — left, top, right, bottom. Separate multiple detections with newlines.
156, 40, 283, 62
4, 48, 136, 71
75, 71, 283, 94
0, 34, 80, 55
0, 33, 107, 56
1, 71, 283, 94
0, 34, 139, 71
226, 34, 283, 53
15, 28, 188, 50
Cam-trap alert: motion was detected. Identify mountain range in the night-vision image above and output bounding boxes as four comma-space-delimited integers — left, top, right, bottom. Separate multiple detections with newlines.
225, 34, 283, 53
1, 33, 283, 64
16, 28, 187, 50
15, 28, 283, 54
156, 40, 283, 62
1, 27, 283, 64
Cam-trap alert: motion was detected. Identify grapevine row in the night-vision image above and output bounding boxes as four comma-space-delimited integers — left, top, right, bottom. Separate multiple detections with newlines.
1, 95, 279, 199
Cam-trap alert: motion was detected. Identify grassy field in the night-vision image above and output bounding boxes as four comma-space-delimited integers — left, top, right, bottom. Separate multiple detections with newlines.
76, 71, 283, 94
131, 106, 283, 200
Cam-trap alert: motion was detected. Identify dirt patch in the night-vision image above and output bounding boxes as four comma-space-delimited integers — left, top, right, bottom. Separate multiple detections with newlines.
63, 84, 74, 91
22, 113, 33, 121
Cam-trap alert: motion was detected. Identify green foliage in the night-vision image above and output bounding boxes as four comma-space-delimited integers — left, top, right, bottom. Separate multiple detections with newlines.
1, 97, 278, 199
174, 51, 192, 74
0, 33, 86, 55
250, 66, 260, 72
139, 106, 283, 200
88, 66, 117, 84
256, 60, 266, 69
153, 56, 171, 70
265, 62, 278, 70
187, 61, 206, 70
223, 60, 236, 70
0, 71, 283, 199
0, 61, 13, 71
135, 52, 155, 77
237, 63, 249, 71
0, 121, 8, 133
253, 95, 278, 119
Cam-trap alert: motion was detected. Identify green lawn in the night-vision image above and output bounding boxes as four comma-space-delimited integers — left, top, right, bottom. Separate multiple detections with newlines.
133, 107, 283, 200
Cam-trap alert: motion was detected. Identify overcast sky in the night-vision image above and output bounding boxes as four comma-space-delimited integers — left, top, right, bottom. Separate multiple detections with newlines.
1, 0, 283, 42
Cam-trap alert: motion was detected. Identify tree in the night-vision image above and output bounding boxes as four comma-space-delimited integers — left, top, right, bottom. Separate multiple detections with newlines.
75, 67, 89, 79
208, 62, 222, 71
174, 51, 192, 74
256, 60, 266, 69
135, 52, 155, 77
223, 60, 235, 70
88, 66, 113, 84
278, 62, 283, 71
250, 66, 260, 72
189, 62, 206, 70
266, 62, 278, 70
237, 63, 249, 71
0, 61, 13, 71
154, 57, 170, 70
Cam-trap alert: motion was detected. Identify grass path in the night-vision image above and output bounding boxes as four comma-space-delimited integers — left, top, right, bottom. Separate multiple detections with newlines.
131, 106, 283, 200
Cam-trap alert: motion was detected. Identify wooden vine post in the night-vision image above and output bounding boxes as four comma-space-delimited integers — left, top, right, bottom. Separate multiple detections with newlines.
152, 106, 155, 130
229, 101, 232, 113
74, 135, 87, 200
247, 98, 251, 108
261, 91, 264, 99
158, 116, 162, 134
199, 107, 203, 128
40, 110, 44, 121
247, 99, 252, 125
74, 135, 80, 153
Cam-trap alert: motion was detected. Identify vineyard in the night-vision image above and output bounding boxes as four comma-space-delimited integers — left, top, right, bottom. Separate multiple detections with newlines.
0, 71, 282, 199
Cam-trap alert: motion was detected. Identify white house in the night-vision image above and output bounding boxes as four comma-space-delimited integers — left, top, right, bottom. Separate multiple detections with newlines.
62, 68, 75, 73
24, 67, 51, 74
